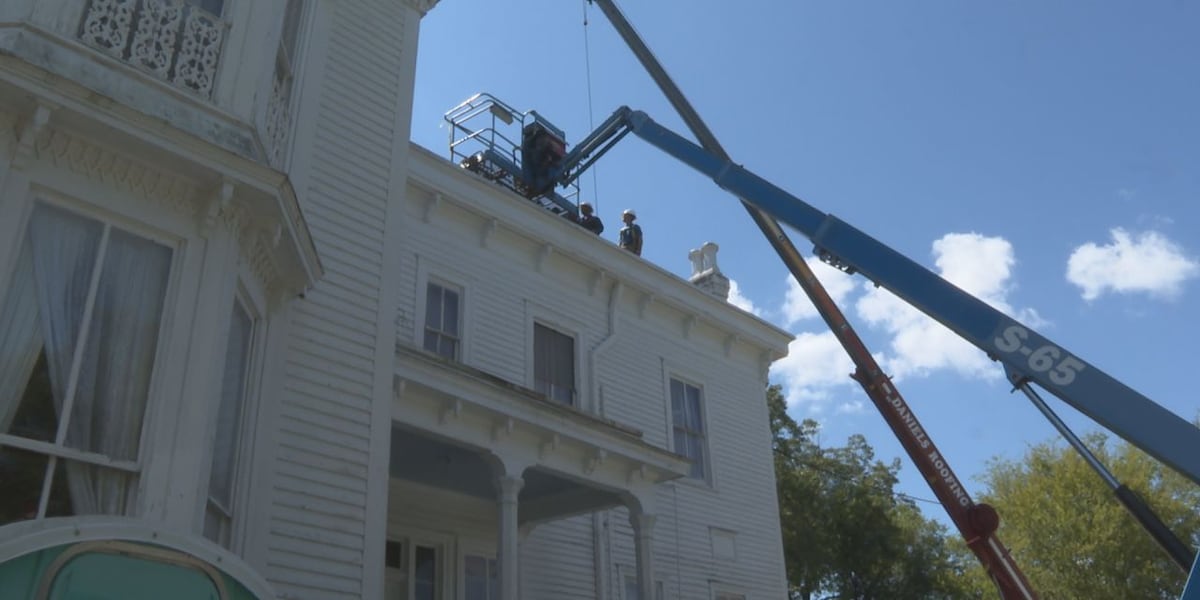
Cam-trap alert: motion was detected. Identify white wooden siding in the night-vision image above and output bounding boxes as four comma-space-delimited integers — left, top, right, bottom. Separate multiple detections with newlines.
266, 1, 409, 597
396, 169, 788, 598
521, 516, 596, 600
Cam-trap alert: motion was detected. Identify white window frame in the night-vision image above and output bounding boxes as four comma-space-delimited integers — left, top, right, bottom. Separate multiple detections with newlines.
618, 564, 664, 600
0, 192, 184, 522
530, 319, 579, 407
710, 584, 746, 600
459, 543, 500, 600
709, 526, 738, 562
422, 279, 463, 361
662, 368, 713, 485
202, 282, 264, 550
383, 532, 454, 600
414, 258, 472, 364
522, 302, 585, 409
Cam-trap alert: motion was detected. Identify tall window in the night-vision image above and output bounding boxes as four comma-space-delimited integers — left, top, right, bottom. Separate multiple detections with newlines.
383, 540, 445, 600
624, 576, 663, 600
533, 323, 575, 405
464, 554, 499, 600
204, 297, 254, 547
423, 282, 461, 360
266, 0, 305, 165
0, 202, 172, 525
384, 540, 407, 599
413, 545, 439, 600
670, 378, 707, 480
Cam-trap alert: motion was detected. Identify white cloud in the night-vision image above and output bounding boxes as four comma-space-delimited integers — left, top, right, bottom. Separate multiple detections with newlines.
769, 331, 857, 414
771, 232, 1042, 410
1067, 228, 1198, 301
854, 232, 1039, 381
726, 279, 763, 317
782, 257, 857, 326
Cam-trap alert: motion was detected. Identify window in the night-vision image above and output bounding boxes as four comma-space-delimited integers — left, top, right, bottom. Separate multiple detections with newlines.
714, 593, 746, 600
279, 0, 304, 72
384, 540, 407, 599
383, 539, 444, 600
413, 545, 439, 600
0, 202, 172, 525
463, 554, 499, 600
623, 575, 663, 600
204, 297, 255, 547
533, 323, 575, 405
423, 282, 461, 360
670, 378, 707, 479
266, 0, 305, 165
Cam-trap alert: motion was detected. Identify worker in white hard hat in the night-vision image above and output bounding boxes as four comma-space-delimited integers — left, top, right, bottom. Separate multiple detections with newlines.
618, 209, 642, 256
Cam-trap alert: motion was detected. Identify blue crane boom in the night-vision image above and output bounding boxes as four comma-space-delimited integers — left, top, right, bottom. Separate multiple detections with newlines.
552, 106, 1200, 489
579, 1, 1198, 591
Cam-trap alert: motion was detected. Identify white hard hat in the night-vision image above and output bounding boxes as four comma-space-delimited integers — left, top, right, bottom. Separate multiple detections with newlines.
622, 209, 637, 218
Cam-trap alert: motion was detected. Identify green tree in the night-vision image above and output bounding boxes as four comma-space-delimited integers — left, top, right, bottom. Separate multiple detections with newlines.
967, 433, 1200, 599
769, 385, 975, 599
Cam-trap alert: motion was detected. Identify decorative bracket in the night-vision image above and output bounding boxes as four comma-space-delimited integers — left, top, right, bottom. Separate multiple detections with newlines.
758, 349, 775, 381
535, 243, 553, 273
723, 334, 739, 358
492, 417, 515, 441
538, 433, 561, 459
201, 179, 235, 235
682, 315, 697, 340
627, 463, 648, 484
584, 449, 607, 475
480, 218, 498, 248
13, 104, 53, 170
589, 270, 607, 297
439, 398, 463, 425
637, 293, 655, 319
423, 193, 442, 223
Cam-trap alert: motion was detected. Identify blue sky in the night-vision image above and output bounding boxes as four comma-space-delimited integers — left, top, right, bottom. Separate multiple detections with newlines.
409, 2, 1200, 525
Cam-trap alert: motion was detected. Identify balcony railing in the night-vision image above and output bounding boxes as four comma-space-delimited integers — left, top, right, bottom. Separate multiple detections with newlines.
78, 0, 228, 98
264, 56, 293, 167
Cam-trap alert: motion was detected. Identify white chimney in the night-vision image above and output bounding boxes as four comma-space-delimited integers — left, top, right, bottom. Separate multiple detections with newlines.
688, 242, 730, 301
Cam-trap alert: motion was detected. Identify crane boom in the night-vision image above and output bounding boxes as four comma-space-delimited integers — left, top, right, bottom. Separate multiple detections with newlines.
585, 3, 1200, 582
558, 108, 1200, 490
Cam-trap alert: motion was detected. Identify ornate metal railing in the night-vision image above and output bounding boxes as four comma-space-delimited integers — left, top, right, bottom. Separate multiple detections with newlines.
78, 0, 228, 98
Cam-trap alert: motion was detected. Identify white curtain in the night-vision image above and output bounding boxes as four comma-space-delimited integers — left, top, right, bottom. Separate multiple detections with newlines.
0, 245, 45, 434
209, 301, 251, 509
23, 203, 170, 516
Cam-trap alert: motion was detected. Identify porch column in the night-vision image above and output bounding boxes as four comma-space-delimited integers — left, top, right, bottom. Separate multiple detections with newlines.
630, 511, 657, 600
497, 474, 524, 600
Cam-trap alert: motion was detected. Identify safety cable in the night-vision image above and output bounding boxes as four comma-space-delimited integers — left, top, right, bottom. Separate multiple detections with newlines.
581, 1, 601, 212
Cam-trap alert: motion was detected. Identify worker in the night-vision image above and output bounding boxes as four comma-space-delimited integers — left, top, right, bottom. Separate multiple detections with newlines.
618, 209, 642, 256
577, 202, 604, 235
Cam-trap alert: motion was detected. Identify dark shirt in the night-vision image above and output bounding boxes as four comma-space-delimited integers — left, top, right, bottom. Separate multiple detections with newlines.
579, 214, 604, 235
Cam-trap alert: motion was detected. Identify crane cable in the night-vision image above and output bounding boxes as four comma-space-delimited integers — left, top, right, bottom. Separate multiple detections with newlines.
581, 1, 600, 213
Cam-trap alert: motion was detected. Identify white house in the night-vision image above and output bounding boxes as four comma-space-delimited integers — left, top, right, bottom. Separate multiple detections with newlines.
0, 1, 793, 599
